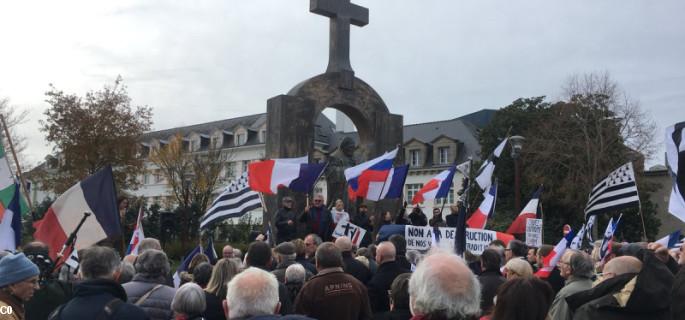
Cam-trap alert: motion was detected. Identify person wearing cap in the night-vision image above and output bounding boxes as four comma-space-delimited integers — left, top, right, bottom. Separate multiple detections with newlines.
0, 253, 40, 320
272, 242, 312, 283
275, 197, 298, 244
334, 236, 371, 284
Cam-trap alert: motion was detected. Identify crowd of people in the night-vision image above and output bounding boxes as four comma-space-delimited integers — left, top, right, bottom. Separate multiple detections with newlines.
2, 195, 685, 320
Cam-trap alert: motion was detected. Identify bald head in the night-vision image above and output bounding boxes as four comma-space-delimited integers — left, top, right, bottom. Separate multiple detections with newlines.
334, 236, 353, 252
409, 252, 481, 318
376, 241, 396, 265
603, 256, 642, 279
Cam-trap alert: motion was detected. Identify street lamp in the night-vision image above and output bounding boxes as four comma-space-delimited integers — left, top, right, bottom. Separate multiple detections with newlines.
509, 135, 525, 212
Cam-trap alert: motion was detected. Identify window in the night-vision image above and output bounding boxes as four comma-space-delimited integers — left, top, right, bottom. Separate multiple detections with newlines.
210, 134, 221, 148
235, 133, 247, 146
409, 149, 421, 167
143, 174, 150, 185
259, 129, 266, 143
225, 162, 236, 179
406, 184, 423, 202
154, 170, 163, 183
242, 160, 250, 173
438, 147, 449, 164
434, 188, 455, 205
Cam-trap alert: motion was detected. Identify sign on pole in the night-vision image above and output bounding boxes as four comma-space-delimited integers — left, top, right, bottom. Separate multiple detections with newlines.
404, 225, 510, 255
526, 218, 543, 248
331, 218, 366, 247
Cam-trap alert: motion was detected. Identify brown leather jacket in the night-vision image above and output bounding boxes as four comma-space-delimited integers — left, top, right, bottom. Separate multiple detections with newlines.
294, 267, 372, 320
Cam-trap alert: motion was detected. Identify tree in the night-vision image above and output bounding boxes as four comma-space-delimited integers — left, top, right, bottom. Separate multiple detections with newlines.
148, 133, 229, 242
38, 76, 152, 194
479, 73, 659, 243
0, 97, 30, 171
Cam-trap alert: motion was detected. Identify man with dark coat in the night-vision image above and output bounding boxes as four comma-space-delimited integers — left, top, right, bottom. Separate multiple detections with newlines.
122, 249, 176, 320
294, 243, 372, 320
245, 241, 294, 315
477, 249, 505, 315
334, 236, 371, 284
445, 205, 460, 228
272, 242, 313, 283
50, 246, 148, 320
352, 204, 373, 248
407, 206, 427, 227
388, 235, 412, 271
275, 197, 298, 244
299, 194, 334, 242
567, 249, 673, 320
367, 241, 411, 315
23, 241, 73, 320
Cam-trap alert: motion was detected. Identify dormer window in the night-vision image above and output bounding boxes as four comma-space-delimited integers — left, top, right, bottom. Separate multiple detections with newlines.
210, 132, 222, 148
235, 133, 247, 146
409, 149, 421, 167
259, 129, 266, 143
438, 147, 449, 164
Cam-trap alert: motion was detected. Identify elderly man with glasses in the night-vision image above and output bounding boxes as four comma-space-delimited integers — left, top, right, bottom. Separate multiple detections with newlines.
300, 194, 334, 242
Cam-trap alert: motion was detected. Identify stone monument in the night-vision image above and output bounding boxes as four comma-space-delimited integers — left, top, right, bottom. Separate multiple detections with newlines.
264, 0, 404, 230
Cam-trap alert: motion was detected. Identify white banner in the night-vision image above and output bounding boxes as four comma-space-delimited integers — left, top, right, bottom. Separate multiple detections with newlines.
526, 218, 543, 248
332, 218, 367, 247
404, 226, 501, 255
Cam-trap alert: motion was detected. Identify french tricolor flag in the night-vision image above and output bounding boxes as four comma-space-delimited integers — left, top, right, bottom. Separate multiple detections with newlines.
466, 182, 498, 229
535, 230, 576, 279
248, 156, 326, 194
33, 166, 121, 260
126, 207, 145, 255
506, 187, 543, 234
345, 148, 398, 200
411, 166, 456, 204
655, 229, 681, 249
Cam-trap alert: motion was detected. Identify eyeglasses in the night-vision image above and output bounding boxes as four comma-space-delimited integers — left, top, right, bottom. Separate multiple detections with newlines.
313, 200, 322, 202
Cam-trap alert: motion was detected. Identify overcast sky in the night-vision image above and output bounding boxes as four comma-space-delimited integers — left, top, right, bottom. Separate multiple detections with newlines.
1, 0, 683, 168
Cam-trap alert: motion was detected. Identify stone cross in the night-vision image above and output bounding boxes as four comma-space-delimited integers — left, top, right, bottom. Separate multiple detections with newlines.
310, 0, 369, 77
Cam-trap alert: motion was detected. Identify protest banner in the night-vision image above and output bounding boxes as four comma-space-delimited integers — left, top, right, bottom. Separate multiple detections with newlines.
331, 218, 366, 247
405, 225, 510, 254
526, 218, 543, 248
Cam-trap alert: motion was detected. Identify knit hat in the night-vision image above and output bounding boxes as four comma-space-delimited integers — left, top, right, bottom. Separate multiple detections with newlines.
0, 253, 40, 287
275, 242, 296, 256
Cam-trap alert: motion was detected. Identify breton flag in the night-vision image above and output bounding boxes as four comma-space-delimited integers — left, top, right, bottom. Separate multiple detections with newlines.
666, 122, 685, 222
200, 172, 261, 229
364, 165, 409, 201
599, 214, 622, 261
535, 230, 576, 279
584, 162, 640, 219
248, 156, 325, 194
569, 223, 586, 250
655, 229, 681, 249
466, 182, 498, 229
585, 215, 597, 243
345, 148, 398, 200
456, 160, 471, 176
33, 166, 120, 260
506, 187, 543, 234
0, 184, 22, 252
126, 206, 145, 256
475, 138, 508, 190
411, 166, 457, 204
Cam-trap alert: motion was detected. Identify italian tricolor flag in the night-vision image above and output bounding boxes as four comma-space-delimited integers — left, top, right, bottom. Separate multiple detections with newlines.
0, 144, 28, 220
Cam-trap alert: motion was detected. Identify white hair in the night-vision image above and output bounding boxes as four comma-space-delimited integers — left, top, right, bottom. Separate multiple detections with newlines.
285, 263, 306, 284
172, 282, 206, 316
408, 252, 481, 318
227, 267, 279, 318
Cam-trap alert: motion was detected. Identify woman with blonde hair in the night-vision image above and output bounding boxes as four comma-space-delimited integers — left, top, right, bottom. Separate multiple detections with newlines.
203, 258, 241, 320
503, 258, 533, 279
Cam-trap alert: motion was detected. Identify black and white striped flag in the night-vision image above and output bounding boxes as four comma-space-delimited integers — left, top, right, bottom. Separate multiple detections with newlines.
666, 122, 685, 223
585, 162, 640, 219
200, 172, 262, 229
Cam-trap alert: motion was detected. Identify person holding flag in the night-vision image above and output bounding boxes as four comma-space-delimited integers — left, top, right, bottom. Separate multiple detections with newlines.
126, 206, 145, 256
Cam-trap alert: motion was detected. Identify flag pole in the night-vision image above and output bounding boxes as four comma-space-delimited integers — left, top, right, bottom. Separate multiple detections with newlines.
258, 192, 272, 245
0, 114, 34, 214
539, 202, 545, 244
638, 200, 647, 242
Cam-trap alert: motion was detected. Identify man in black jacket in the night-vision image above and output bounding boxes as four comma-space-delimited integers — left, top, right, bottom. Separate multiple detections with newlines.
408, 205, 427, 227
477, 249, 505, 315
366, 241, 411, 315
245, 241, 294, 315
334, 236, 371, 284
299, 194, 334, 242
50, 246, 148, 320
351, 204, 373, 248
388, 235, 412, 271
275, 197, 298, 244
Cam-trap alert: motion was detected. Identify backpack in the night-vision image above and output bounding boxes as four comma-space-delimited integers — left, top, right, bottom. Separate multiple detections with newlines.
48, 298, 124, 320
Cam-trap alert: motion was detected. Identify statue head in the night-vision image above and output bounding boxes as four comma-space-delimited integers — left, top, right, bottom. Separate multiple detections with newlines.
338, 137, 356, 158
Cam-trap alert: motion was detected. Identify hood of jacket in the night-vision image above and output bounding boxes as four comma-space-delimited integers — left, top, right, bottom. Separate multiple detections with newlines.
73, 278, 128, 301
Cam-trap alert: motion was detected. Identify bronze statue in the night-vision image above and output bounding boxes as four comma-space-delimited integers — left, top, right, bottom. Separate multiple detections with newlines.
326, 137, 357, 211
